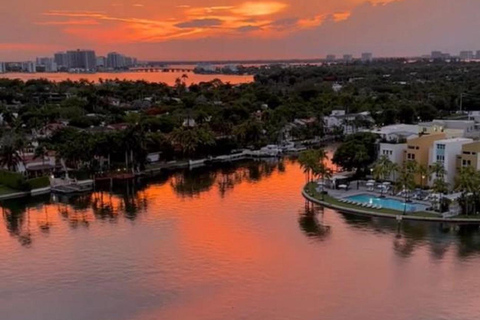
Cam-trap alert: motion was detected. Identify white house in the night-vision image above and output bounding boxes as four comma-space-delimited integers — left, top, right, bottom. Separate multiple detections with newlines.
368, 124, 419, 142
429, 138, 473, 188
323, 110, 374, 136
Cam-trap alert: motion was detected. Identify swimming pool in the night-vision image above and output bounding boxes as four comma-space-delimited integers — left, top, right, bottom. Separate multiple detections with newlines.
345, 194, 427, 212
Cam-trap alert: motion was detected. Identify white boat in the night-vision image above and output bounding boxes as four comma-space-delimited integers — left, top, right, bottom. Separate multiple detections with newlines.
258, 145, 282, 157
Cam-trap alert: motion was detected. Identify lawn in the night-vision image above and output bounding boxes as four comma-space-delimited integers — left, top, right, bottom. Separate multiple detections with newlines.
0, 185, 17, 196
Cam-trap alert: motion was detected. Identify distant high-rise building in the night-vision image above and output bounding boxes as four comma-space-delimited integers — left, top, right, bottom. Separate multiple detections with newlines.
343, 54, 353, 62
326, 54, 336, 62
460, 51, 474, 60
0, 62, 6, 73
476, 50, 480, 59
36, 57, 57, 72
54, 52, 68, 68
361, 52, 373, 62
431, 51, 444, 59
107, 52, 126, 69
124, 57, 134, 67
20, 61, 36, 73
96, 56, 106, 68
66, 49, 96, 71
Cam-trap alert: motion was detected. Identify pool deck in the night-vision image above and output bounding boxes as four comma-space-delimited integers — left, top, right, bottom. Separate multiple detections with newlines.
303, 181, 480, 224
326, 183, 431, 207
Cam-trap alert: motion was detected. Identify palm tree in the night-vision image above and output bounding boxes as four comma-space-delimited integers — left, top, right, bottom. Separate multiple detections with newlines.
417, 164, 429, 189
0, 140, 23, 172
372, 156, 394, 196
396, 161, 417, 214
298, 149, 329, 184
455, 166, 480, 215
298, 150, 318, 183
314, 162, 333, 200
390, 162, 400, 183
429, 161, 448, 212
429, 161, 446, 183
373, 156, 393, 181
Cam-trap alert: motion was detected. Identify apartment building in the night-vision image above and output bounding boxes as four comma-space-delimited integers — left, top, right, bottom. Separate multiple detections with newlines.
457, 141, 480, 171
430, 138, 473, 187
419, 120, 479, 138
404, 133, 446, 184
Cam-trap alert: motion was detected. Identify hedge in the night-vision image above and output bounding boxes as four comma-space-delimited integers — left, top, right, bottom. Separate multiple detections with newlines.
0, 170, 28, 191
26, 176, 50, 190
0, 171, 51, 191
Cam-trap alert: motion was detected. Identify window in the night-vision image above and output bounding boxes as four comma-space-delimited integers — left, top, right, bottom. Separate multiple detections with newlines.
407, 153, 415, 160
462, 159, 472, 167
382, 150, 393, 156
437, 144, 446, 150
436, 155, 445, 162
407, 145, 415, 150
463, 151, 471, 155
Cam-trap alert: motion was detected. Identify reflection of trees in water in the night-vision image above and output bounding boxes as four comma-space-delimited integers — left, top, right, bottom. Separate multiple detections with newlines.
298, 202, 331, 241
336, 210, 480, 260
456, 225, 480, 258
171, 170, 218, 198
171, 159, 285, 198
54, 199, 91, 229
0, 180, 151, 246
1, 196, 52, 247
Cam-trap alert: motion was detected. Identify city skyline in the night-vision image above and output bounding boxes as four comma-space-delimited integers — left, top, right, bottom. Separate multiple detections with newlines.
1, 0, 480, 61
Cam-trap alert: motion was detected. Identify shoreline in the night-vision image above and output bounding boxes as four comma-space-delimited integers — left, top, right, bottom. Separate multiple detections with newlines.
302, 187, 480, 224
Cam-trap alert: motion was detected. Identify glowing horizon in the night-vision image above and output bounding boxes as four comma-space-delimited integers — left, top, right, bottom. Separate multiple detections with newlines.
1, 0, 480, 61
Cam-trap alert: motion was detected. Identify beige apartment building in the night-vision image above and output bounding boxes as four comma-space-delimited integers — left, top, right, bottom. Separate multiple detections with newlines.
404, 133, 447, 184
457, 141, 480, 171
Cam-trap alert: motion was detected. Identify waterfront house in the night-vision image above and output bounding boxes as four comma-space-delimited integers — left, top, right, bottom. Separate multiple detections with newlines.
323, 110, 374, 136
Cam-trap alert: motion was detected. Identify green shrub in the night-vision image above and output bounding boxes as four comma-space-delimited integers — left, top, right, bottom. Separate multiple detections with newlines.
26, 176, 50, 189
0, 170, 28, 191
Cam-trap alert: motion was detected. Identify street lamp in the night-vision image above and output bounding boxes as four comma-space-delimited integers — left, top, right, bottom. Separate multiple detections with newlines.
403, 184, 407, 215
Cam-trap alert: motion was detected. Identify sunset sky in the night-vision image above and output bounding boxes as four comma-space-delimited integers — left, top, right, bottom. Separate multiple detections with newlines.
2, 0, 480, 61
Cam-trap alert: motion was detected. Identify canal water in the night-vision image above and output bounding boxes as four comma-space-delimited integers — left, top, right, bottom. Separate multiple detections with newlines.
1, 159, 480, 320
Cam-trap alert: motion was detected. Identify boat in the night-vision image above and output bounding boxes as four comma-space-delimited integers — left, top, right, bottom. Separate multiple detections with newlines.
258, 145, 282, 157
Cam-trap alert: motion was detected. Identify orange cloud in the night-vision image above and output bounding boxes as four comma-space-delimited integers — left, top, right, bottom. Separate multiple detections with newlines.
38, 1, 355, 44
232, 2, 288, 16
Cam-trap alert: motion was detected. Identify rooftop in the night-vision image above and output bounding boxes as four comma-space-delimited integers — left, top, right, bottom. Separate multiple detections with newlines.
434, 137, 473, 144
